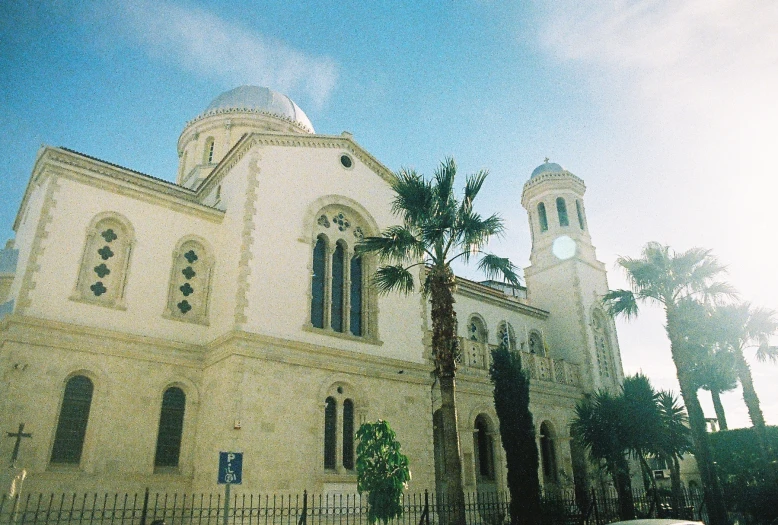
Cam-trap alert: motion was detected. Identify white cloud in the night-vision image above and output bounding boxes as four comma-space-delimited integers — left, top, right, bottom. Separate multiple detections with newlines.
114, 0, 337, 108
536, 0, 778, 117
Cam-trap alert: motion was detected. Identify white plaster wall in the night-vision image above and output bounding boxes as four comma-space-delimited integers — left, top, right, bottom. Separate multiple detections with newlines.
22, 176, 237, 344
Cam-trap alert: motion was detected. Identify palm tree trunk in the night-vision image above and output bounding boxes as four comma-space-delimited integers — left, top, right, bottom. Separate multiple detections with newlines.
676, 368, 729, 525
667, 309, 729, 525
613, 455, 636, 520
710, 389, 728, 430
429, 267, 466, 525
733, 349, 774, 472
669, 455, 684, 518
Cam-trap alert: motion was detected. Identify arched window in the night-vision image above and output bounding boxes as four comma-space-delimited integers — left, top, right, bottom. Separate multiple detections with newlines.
331, 242, 346, 332
497, 322, 516, 350
73, 214, 134, 308
165, 238, 213, 324
342, 399, 355, 470
311, 236, 327, 329
310, 207, 373, 337
592, 310, 613, 379
51, 375, 94, 464
575, 200, 586, 230
204, 137, 215, 164
537, 202, 548, 232
468, 316, 487, 342
540, 421, 558, 485
528, 330, 545, 356
323, 388, 356, 471
556, 197, 569, 227
324, 397, 337, 470
474, 415, 495, 480
154, 387, 186, 468
350, 256, 363, 336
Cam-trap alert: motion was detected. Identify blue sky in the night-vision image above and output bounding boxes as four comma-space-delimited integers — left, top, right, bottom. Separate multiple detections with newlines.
2, 0, 777, 428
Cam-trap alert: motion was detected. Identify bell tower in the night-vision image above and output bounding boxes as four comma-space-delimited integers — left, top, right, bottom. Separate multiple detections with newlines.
521, 161, 623, 392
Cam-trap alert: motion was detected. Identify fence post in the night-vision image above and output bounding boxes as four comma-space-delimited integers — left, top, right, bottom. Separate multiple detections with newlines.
418, 490, 429, 525
297, 490, 307, 525
140, 488, 150, 525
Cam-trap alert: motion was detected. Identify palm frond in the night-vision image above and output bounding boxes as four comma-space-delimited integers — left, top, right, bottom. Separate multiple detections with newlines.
391, 168, 434, 227
433, 158, 457, 215
372, 265, 416, 295
461, 169, 488, 213
356, 226, 426, 263
476, 254, 520, 286
754, 344, 778, 363
602, 289, 639, 320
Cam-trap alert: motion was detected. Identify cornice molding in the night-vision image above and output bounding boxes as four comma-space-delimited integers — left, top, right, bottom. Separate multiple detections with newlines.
455, 279, 548, 319
0, 314, 205, 368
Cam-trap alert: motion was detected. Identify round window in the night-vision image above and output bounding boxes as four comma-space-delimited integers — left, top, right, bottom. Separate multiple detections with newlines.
340, 154, 353, 169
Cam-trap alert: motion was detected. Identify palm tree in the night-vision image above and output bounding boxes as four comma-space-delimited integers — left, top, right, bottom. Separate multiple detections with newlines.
356, 158, 519, 525
711, 303, 778, 469
695, 349, 738, 430
603, 242, 736, 525
571, 390, 636, 520
620, 374, 663, 493
656, 390, 693, 516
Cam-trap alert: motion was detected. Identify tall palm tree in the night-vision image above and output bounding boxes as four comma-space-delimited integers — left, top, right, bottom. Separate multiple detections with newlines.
356, 158, 519, 525
711, 303, 778, 468
603, 242, 736, 525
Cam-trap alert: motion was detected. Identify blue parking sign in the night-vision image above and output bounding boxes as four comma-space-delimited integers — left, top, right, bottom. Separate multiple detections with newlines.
218, 452, 243, 484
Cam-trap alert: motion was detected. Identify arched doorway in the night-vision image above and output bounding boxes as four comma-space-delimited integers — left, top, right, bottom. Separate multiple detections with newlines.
540, 421, 558, 488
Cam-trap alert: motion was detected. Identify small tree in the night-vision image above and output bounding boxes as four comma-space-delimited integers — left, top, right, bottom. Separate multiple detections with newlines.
490, 344, 541, 525
356, 420, 411, 525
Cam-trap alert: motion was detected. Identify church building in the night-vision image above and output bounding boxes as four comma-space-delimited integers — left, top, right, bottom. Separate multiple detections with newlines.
0, 86, 624, 496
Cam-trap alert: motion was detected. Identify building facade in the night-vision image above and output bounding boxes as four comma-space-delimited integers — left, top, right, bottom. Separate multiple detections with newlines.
0, 86, 624, 496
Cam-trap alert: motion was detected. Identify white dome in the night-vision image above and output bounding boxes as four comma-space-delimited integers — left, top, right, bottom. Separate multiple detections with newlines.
531, 161, 565, 179
199, 86, 314, 133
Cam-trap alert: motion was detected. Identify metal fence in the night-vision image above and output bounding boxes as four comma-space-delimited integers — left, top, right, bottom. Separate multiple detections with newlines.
0, 487, 706, 525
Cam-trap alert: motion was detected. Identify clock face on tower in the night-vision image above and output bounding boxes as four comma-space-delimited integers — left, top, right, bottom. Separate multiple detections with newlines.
552, 235, 577, 260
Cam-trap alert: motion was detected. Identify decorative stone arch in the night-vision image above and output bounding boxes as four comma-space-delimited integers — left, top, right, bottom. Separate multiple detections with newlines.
304, 197, 379, 339
71, 211, 136, 309
48, 367, 107, 468
301, 195, 380, 242
466, 313, 488, 342
318, 376, 367, 473
164, 234, 215, 325
527, 329, 545, 356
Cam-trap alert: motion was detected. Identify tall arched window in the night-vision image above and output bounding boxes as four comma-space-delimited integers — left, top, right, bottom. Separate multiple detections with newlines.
73, 214, 134, 308
165, 238, 213, 324
350, 256, 363, 336
342, 399, 355, 470
310, 207, 374, 338
474, 415, 495, 480
204, 137, 215, 164
51, 375, 94, 464
331, 242, 346, 332
592, 310, 613, 379
324, 397, 337, 470
497, 322, 516, 350
576, 200, 586, 230
528, 330, 545, 356
540, 421, 558, 485
468, 316, 487, 342
154, 387, 186, 468
537, 202, 549, 232
556, 197, 569, 227
311, 236, 327, 329
323, 390, 356, 471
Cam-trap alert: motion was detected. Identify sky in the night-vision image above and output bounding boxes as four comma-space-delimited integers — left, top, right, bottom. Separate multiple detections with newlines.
1, 0, 777, 428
